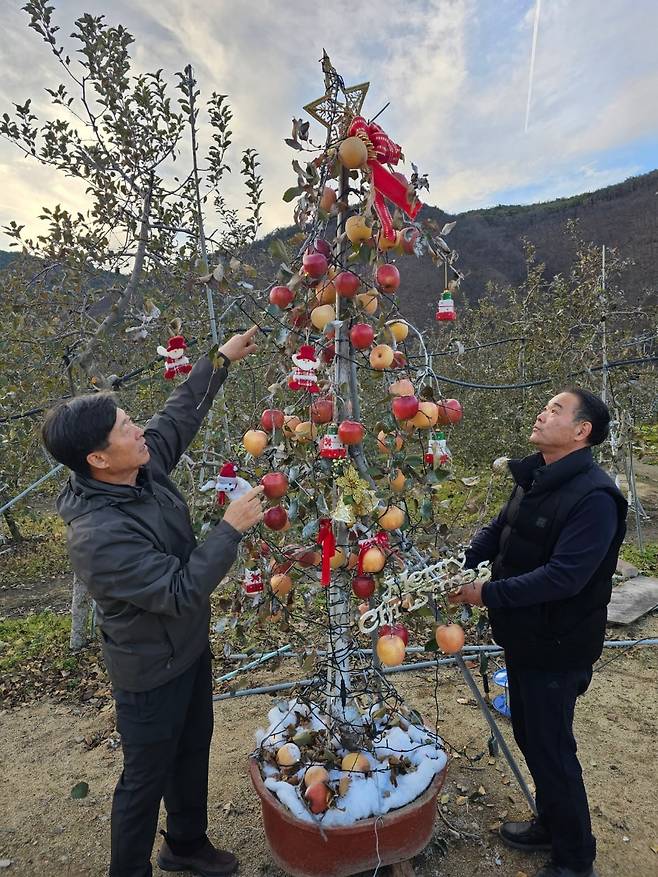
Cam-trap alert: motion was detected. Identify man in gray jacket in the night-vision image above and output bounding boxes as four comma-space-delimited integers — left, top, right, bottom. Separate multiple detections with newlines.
42, 325, 262, 877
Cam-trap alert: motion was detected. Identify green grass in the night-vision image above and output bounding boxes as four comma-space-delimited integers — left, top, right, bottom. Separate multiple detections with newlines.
0, 611, 76, 672
620, 542, 658, 577
1, 512, 70, 586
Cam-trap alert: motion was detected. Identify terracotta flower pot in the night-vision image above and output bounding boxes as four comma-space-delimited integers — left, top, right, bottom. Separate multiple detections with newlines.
249, 757, 447, 877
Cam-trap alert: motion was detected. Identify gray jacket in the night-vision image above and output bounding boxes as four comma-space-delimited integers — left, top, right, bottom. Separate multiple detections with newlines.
57, 355, 242, 692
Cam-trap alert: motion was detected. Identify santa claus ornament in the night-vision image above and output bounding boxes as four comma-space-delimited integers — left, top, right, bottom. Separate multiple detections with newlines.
319, 425, 347, 460
288, 344, 320, 393
243, 568, 264, 595
157, 321, 193, 379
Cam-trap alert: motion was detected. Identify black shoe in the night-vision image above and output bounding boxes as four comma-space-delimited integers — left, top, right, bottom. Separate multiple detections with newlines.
156, 838, 238, 876
532, 862, 598, 877
499, 818, 552, 852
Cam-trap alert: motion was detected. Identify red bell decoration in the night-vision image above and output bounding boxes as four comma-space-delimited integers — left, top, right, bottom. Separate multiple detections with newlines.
316, 518, 336, 587
157, 334, 193, 379
243, 568, 264, 595
347, 116, 422, 242
288, 344, 320, 393
319, 425, 347, 460
424, 431, 451, 466
436, 291, 456, 322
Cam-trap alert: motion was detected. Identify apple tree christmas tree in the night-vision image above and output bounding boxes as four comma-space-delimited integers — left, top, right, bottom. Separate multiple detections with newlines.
207, 54, 491, 826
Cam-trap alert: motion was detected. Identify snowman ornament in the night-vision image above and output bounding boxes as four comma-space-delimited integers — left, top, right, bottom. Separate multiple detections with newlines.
200, 462, 252, 506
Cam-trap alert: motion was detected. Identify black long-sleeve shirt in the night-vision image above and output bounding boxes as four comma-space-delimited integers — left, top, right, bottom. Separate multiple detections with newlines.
465, 490, 618, 609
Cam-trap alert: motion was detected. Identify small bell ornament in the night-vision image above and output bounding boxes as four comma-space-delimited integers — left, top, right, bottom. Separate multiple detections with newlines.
243, 568, 264, 595
424, 430, 451, 466
157, 319, 193, 379
319, 425, 347, 460
288, 344, 320, 393
436, 290, 456, 322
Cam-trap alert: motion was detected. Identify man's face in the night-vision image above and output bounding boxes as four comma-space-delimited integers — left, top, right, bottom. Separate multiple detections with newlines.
87, 407, 150, 479
529, 392, 590, 454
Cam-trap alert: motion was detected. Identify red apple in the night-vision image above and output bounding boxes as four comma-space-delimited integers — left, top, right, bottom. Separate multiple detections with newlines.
391, 395, 419, 421
269, 286, 294, 308
263, 506, 288, 531
379, 623, 409, 646
321, 343, 336, 364
313, 238, 332, 258
392, 351, 406, 369
261, 472, 289, 499
303, 252, 328, 278
260, 409, 285, 430
437, 398, 463, 425
334, 271, 360, 299
350, 323, 374, 350
305, 781, 331, 814
400, 227, 420, 255
311, 398, 334, 424
376, 264, 400, 292
352, 575, 376, 599
337, 420, 365, 445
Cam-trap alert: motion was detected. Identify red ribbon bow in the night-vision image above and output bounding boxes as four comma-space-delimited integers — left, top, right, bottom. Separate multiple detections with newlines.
357, 531, 391, 575
317, 518, 336, 587
347, 116, 422, 241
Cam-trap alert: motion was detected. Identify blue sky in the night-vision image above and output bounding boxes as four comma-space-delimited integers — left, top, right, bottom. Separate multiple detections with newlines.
0, 0, 656, 247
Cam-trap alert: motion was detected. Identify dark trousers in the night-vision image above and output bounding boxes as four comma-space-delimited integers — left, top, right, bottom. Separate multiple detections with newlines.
506, 663, 595, 871
109, 646, 214, 877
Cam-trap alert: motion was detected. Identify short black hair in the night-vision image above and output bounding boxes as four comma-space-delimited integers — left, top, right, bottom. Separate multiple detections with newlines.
41, 393, 118, 477
561, 386, 610, 446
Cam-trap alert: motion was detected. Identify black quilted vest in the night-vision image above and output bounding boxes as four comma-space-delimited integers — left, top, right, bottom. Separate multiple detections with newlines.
489, 447, 627, 669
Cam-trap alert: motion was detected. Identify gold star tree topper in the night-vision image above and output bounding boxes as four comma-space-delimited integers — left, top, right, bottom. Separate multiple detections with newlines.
303, 52, 369, 140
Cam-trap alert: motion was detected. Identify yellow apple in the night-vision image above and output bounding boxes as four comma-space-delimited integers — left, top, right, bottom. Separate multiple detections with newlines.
369, 344, 394, 370
356, 289, 379, 316
376, 505, 405, 531
311, 304, 336, 331
386, 320, 409, 342
243, 429, 268, 456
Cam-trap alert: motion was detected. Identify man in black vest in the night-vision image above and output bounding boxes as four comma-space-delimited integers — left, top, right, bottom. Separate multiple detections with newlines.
449, 388, 627, 877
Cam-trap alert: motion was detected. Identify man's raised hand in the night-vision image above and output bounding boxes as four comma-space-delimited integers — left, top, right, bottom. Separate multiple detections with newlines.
218, 324, 259, 363
222, 485, 264, 533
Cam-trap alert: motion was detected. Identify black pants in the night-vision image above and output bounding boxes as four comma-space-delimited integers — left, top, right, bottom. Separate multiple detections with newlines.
109, 646, 214, 877
506, 663, 595, 871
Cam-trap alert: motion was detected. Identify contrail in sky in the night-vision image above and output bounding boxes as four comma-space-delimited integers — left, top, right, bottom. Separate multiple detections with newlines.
524, 0, 542, 133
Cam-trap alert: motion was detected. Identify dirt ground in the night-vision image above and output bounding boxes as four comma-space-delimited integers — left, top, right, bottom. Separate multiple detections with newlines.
0, 610, 657, 877
1, 464, 657, 876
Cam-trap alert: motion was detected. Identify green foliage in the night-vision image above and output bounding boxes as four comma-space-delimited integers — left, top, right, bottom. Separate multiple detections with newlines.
1, 513, 70, 584
635, 424, 658, 465
620, 542, 658, 577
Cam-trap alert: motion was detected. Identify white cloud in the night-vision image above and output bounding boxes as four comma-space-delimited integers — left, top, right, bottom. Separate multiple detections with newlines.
0, 0, 656, 249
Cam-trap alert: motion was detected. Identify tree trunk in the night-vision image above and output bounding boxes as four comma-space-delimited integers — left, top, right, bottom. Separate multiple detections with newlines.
69, 574, 92, 651
74, 185, 153, 387
3, 508, 22, 542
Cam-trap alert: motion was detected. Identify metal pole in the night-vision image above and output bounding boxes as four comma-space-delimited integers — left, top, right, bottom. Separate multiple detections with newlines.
225, 639, 658, 661
0, 464, 64, 516
453, 653, 538, 815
